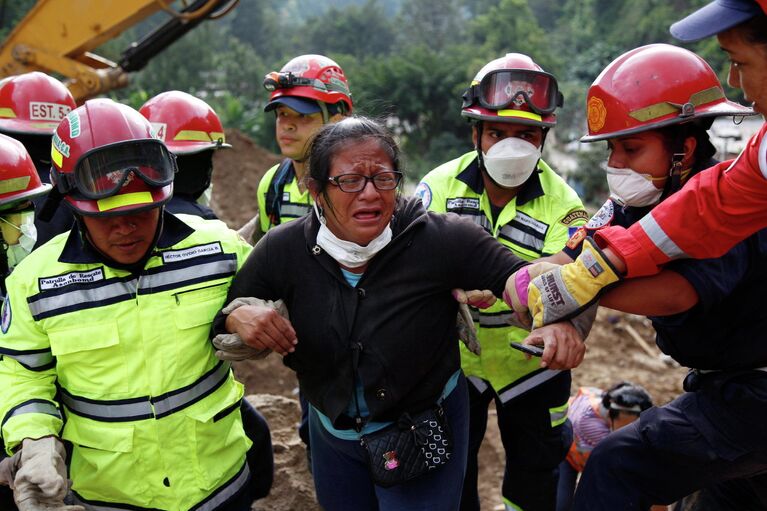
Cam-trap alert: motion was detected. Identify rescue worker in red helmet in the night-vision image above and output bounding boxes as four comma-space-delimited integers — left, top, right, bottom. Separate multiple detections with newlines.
505, 40, 767, 510
140, 90, 231, 220
416, 53, 589, 511
0, 98, 273, 510
238, 53, 353, 245
0, 72, 77, 248
0, 133, 52, 511
235, 54, 353, 472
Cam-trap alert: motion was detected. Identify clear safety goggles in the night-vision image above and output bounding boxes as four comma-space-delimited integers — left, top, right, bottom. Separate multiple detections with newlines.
56, 139, 177, 200
462, 69, 563, 115
263, 71, 314, 92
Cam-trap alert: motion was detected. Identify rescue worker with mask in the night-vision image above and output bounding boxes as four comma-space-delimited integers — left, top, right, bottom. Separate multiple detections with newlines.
140, 90, 231, 220
0, 99, 273, 510
0, 72, 77, 247
238, 54, 353, 245
504, 31, 767, 511
0, 133, 52, 511
415, 53, 588, 511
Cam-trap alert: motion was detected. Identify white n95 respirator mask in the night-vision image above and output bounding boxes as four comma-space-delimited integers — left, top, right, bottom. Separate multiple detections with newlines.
604, 166, 665, 207
482, 137, 541, 189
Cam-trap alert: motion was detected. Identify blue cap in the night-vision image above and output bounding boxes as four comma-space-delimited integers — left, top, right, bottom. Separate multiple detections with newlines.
263, 96, 343, 116
670, 0, 762, 42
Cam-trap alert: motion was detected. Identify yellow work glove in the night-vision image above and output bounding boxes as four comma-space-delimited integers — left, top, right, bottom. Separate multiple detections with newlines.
12, 437, 84, 511
514, 238, 621, 329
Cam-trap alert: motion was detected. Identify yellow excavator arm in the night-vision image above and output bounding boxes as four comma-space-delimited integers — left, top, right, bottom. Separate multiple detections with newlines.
0, 0, 238, 102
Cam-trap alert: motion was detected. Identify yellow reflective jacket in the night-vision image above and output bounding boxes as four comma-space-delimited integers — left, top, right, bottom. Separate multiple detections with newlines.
0, 213, 253, 510
417, 152, 587, 402
257, 160, 313, 233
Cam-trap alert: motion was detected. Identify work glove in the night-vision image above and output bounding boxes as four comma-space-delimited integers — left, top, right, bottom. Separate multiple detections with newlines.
452, 288, 497, 309
212, 297, 289, 361
456, 304, 481, 355
11, 437, 84, 511
504, 238, 620, 331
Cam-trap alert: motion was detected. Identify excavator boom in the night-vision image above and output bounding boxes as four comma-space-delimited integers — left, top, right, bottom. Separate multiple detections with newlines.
0, 0, 237, 102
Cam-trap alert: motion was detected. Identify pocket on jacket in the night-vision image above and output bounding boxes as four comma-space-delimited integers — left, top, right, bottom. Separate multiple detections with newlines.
185, 394, 250, 491
62, 419, 147, 500
49, 321, 129, 394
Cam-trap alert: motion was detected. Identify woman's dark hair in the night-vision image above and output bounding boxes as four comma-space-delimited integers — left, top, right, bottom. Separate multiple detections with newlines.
307, 116, 401, 198
739, 13, 767, 46
658, 122, 717, 167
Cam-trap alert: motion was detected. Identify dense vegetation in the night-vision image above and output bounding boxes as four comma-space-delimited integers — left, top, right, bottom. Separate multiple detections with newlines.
1, 0, 732, 202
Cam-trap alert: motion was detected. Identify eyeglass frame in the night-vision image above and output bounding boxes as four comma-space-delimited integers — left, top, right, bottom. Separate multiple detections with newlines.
462, 69, 564, 115
327, 171, 403, 193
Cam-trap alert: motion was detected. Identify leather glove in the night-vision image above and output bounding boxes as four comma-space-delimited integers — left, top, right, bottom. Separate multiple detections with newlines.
212, 297, 289, 361
452, 288, 497, 309
12, 437, 84, 511
0, 451, 20, 487
456, 304, 481, 355
505, 238, 621, 329
503, 262, 560, 329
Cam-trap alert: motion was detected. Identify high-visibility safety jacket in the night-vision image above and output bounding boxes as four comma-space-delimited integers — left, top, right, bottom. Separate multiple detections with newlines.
257, 159, 312, 233
565, 387, 608, 472
595, 122, 767, 277
0, 213, 253, 510
416, 152, 588, 402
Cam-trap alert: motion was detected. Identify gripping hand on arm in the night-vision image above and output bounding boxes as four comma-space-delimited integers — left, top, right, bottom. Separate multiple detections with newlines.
505, 238, 621, 328
214, 297, 292, 360
222, 297, 297, 357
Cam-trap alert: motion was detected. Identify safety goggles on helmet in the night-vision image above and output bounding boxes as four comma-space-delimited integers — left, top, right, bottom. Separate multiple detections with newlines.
55, 139, 177, 200
263, 71, 315, 92
462, 69, 563, 115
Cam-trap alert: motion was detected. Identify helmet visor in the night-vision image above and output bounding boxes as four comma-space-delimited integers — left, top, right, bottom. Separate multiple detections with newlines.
75, 139, 176, 200
467, 69, 562, 115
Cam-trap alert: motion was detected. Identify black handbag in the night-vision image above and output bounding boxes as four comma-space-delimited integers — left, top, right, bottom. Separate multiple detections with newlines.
359, 405, 453, 487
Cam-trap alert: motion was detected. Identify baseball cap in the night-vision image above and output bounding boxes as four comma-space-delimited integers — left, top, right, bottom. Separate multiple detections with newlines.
264, 96, 343, 116
670, 0, 765, 42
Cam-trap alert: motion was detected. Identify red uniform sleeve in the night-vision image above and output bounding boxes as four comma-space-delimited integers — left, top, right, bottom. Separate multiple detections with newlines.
595, 122, 767, 277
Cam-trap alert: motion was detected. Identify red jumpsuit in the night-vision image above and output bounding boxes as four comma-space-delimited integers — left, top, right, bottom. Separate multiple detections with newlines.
595, 122, 767, 277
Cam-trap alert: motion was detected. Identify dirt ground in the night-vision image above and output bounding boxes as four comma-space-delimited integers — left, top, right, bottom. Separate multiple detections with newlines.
211, 129, 690, 510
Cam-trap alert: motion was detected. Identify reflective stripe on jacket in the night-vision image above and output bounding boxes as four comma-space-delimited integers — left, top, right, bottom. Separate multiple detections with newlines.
0, 213, 253, 510
257, 161, 313, 233
417, 152, 587, 401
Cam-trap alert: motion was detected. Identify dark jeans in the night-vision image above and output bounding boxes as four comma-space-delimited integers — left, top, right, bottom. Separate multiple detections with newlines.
555, 458, 579, 511
461, 371, 573, 511
309, 374, 470, 511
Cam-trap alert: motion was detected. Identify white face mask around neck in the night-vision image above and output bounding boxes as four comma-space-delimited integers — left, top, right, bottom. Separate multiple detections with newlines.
312, 202, 392, 268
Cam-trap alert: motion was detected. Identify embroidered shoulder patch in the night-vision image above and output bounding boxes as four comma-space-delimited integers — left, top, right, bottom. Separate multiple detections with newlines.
39, 268, 105, 291
162, 242, 223, 263
585, 200, 615, 229
414, 182, 432, 209
566, 227, 588, 250
1, 296, 11, 334
560, 209, 590, 226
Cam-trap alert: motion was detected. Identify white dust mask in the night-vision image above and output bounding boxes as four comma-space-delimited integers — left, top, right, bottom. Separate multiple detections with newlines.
313, 202, 392, 269
605, 166, 665, 207
0, 210, 37, 270
482, 137, 541, 188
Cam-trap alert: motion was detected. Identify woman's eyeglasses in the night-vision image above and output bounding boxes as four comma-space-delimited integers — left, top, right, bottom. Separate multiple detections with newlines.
328, 171, 403, 193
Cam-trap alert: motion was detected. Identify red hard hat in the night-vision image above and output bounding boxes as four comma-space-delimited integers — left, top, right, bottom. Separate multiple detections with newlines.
0, 72, 76, 135
582, 44, 754, 142
139, 90, 231, 155
263, 54, 353, 114
0, 133, 51, 210
461, 53, 562, 128
51, 99, 176, 216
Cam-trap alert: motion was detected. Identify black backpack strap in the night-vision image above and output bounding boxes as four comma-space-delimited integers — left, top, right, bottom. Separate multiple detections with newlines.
264, 159, 295, 227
